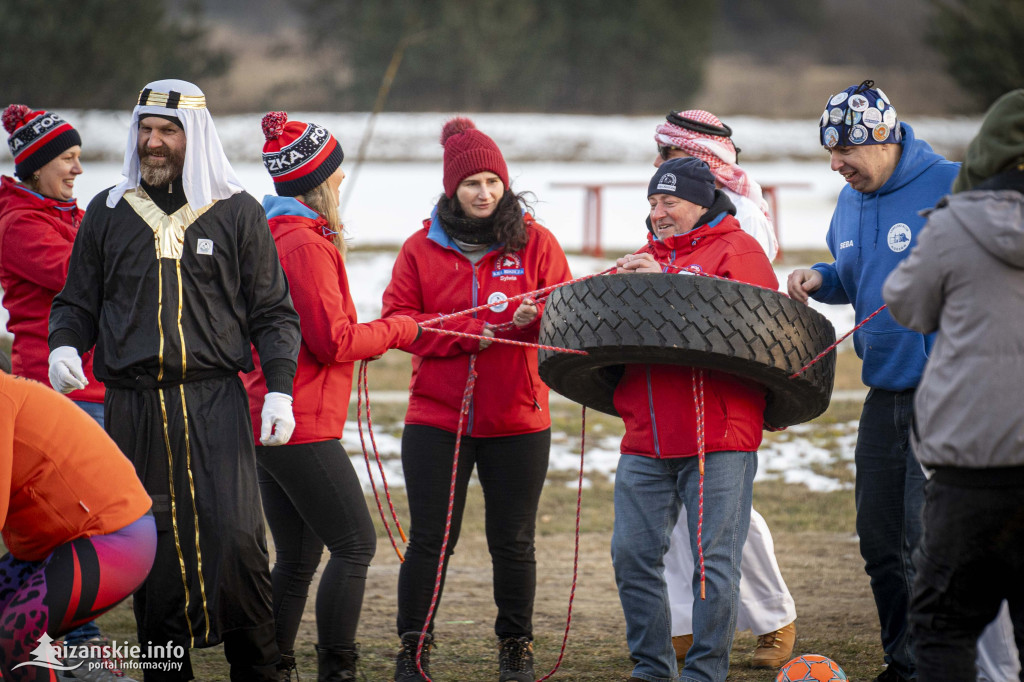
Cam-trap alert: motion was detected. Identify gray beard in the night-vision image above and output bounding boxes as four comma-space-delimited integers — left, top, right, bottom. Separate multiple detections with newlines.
140, 159, 181, 188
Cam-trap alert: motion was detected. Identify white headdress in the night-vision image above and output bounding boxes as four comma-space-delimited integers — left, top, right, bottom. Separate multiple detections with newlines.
107, 79, 244, 211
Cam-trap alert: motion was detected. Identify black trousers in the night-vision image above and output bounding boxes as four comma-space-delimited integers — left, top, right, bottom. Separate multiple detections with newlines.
256, 439, 376, 653
396, 425, 550, 638
910, 473, 1024, 681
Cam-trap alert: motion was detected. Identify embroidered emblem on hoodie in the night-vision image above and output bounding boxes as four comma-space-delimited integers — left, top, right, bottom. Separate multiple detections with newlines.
887, 223, 911, 252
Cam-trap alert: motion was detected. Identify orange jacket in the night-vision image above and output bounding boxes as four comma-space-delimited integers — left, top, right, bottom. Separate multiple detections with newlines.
0, 373, 151, 561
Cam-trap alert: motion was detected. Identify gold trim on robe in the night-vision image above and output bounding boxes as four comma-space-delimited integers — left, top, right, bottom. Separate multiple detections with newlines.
123, 188, 215, 260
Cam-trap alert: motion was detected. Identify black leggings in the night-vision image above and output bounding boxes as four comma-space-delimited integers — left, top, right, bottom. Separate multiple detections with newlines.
396, 425, 550, 638
256, 439, 376, 653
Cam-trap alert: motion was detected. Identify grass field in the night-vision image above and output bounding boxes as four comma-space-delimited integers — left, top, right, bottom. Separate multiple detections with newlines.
76, 350, 883, 681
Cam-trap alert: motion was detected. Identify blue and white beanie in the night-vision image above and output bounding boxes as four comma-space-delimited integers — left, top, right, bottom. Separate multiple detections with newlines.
819, 79, 900, 148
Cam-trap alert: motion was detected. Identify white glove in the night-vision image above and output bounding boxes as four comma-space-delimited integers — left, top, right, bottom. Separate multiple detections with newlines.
48, 346, 87, 394
260, 391, 295, 446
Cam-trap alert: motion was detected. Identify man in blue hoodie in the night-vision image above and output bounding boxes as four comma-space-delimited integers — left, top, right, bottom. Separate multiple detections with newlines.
787, 80, 959, 682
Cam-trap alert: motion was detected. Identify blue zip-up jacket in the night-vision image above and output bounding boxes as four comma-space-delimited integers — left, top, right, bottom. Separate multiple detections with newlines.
811, 123, 960, 391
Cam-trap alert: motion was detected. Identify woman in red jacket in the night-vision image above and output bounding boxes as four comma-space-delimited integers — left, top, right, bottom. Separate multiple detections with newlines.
382, 117, 572, 682
0, 105, 104, 416
242, 113, 420, 681
612, 158, 778, 682
0, 371, 155, 681
0, 104, 129, 678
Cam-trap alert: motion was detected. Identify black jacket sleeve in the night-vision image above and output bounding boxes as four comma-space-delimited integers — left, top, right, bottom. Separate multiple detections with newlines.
235, 195, 300, 392
48, 192, 109, 355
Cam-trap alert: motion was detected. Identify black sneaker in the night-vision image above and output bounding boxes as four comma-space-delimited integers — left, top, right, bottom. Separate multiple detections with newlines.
498, 636, 534, 682
395, 632, 432, 682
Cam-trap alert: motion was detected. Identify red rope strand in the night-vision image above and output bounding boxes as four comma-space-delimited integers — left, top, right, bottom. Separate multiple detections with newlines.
416, 355, 478, 681
693, 368, 707, 600
356, 359, 405, 561
419, 326, 589, 355
787, 304, 887, 379
536, 404, 587, 681
419, 267, 616, 327
361, 360, 407, 542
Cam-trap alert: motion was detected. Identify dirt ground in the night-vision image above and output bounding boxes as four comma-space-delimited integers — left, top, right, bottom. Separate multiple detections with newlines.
93, 488, 885, 681
269, 528, 883, 680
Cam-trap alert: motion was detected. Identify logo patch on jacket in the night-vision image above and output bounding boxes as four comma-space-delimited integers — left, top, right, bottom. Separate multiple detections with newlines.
196, 238, 214, 255
492, 253, 524, 280
887, 223, 911, 253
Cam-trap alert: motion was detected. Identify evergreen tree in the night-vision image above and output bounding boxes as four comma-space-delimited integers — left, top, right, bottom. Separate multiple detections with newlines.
927, 0, 1024, 107
0, 0, 229, 110
290, 0, 715, 114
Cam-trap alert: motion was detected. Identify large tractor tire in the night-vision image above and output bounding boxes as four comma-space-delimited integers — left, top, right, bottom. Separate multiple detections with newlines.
537, 273, 836, 429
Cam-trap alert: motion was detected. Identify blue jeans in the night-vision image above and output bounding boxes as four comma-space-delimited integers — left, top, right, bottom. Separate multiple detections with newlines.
612, 452, 756, 682
855, 388, 925, 679
73, 399, 105, 428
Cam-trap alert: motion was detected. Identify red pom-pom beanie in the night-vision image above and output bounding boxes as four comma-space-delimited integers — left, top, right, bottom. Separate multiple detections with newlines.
440, 116, 508, 198
261, 111, 344, 197
3, 104, 82, 181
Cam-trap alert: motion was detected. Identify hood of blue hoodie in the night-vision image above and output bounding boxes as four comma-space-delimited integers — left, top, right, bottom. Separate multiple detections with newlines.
262, 194, 320, 221
877, 123, 947, 196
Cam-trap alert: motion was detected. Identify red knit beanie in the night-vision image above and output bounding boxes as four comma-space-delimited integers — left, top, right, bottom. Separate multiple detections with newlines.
261, 111, 344, 197
3, 104, 82, 181
441, 117, 508, 198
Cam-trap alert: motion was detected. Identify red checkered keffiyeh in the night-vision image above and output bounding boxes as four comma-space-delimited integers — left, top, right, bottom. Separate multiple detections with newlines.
655, 110, 771, 220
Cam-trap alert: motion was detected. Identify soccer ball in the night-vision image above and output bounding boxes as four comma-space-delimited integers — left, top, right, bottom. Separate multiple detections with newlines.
776, 654, 848, 682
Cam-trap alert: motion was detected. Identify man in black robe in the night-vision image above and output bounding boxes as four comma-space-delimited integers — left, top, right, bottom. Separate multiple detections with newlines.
48, 79, 301, 682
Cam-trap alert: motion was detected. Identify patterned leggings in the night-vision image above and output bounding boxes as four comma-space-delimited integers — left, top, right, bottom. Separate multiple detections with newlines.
0, 514, 156, 681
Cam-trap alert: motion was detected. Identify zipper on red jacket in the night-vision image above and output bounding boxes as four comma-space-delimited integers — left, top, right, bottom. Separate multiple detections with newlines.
523, 348, 542, 411
645, 365, 661, 457
466, 260, 481, 435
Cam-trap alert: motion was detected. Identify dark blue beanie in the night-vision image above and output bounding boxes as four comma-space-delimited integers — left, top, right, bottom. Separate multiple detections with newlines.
648, 157, 716, 207
819, 79, 901, 148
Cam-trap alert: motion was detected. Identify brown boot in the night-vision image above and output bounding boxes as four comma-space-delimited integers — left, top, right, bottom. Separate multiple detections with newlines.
276, 651, 299, 681
752, 621, 796, 668
316, 643, 358, 681
671, 634, 693, 662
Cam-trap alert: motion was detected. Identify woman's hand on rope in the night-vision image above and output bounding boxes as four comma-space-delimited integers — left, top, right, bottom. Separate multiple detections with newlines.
512, 297, 539, 328
616, 252, 661, 274
479, 326, 495, 350
787, 268, 823, 304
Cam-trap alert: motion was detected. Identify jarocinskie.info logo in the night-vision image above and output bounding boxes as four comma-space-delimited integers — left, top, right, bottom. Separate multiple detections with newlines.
13, 633, 185, 674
